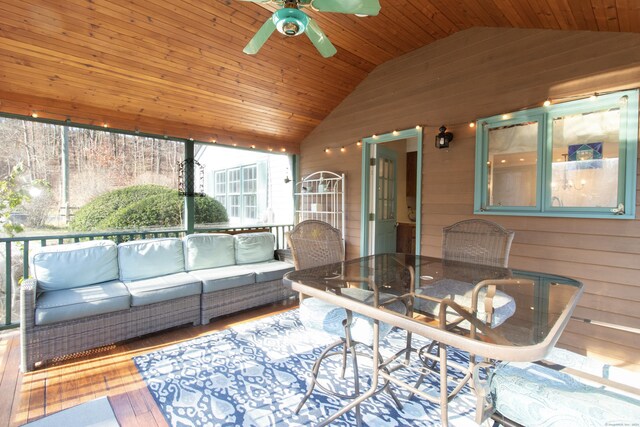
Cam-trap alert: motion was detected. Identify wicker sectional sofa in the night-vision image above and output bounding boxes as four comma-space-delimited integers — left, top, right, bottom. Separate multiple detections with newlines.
20, 232, 295, 371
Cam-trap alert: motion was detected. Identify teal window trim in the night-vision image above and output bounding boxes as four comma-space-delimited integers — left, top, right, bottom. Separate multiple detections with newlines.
474, 89, 638, 219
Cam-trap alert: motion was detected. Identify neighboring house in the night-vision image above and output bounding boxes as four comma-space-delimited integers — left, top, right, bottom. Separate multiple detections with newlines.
195, 145, 293, 226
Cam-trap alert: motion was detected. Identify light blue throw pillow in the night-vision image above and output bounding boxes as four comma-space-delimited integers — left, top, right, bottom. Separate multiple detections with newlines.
118, 238, 185, 281
30, 240, 119, 291
234, 232, 275, 264
183, 233, 235, 271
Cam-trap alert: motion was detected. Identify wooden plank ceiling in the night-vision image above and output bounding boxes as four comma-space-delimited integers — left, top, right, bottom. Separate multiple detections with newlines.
0, 0, 638, 153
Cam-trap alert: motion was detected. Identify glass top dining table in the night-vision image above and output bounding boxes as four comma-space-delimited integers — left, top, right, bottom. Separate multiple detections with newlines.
283, 253, 584, 425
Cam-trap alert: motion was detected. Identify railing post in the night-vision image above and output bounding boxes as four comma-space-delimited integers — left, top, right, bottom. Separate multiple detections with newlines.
4, 241, 11, 326
184, 139, 195, 235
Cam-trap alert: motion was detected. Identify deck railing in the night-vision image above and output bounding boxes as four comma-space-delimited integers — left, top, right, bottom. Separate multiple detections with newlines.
0, 224, 293, 329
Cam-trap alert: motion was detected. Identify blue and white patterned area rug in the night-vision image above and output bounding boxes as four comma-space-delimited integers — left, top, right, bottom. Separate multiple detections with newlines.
134, 309, 479, 426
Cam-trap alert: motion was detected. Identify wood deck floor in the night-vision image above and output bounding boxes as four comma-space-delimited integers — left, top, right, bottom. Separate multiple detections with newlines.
0, 300, 299, 427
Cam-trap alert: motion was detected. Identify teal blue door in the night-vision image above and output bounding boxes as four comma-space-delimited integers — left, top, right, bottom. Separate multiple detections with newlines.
374, 146, 397, 254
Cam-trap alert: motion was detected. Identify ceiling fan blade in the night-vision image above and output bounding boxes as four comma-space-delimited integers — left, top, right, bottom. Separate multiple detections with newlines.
311, 0, 381, 16
243, 17, 277, 55
304, 18, 337, 58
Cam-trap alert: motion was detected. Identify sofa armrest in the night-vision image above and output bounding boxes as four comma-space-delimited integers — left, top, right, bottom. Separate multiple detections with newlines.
20, 278, 37, 324
20, 278, 38, 372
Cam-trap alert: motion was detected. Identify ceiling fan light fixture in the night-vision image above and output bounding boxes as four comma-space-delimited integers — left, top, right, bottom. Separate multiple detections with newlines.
275, 8, 308, 36
282, 21, 300, 36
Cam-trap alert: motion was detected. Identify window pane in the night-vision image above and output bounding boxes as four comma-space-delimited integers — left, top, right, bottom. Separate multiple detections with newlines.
550, 109, 620, 208
242, 165, 256, 193
229, 195, 240, 218
214, 171, 226, 195
243, 194, 257, 219
228, 169, 240, 194
487, 122, 538, 207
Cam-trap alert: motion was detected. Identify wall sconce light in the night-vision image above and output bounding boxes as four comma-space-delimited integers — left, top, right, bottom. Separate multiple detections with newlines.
435, 125, 453, 149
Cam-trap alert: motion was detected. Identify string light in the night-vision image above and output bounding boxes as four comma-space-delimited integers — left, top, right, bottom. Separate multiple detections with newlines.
340, 146, 346, 152
7, 87, 620, 155
324, 147, 330, 153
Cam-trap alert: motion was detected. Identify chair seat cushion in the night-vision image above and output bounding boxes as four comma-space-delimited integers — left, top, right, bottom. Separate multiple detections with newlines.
35, 280, 130, 325
123, 272, 201, 306
491, 362, 640, 426
299, 288, 406, 346
243, 260, 294, 283
189, 266, 256, 293
415, 279, 515, 328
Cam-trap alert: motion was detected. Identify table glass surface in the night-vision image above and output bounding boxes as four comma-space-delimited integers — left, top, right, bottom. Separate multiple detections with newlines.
284, 253, 583, 351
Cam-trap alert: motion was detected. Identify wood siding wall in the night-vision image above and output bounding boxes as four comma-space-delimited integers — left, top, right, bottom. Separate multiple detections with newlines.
298, 27, 640, 371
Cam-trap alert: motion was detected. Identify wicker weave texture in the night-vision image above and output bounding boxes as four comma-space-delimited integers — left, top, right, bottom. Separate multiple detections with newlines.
442, 219, 514, 268
20, 278, 202, 371
201, 279, 295, 324
286, 220, 344, 270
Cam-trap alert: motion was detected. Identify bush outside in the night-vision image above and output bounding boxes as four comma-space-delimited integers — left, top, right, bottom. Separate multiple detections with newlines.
70, 185, 228, 231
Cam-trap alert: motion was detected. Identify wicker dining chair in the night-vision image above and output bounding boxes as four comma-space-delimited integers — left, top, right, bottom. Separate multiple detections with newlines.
286, 220, 404, 425
286, 219, 344, 270
442, 219, 515, 268
410, 219, 516, 402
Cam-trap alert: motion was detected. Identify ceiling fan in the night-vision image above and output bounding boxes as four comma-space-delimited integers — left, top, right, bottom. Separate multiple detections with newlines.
240, 0, 381, 58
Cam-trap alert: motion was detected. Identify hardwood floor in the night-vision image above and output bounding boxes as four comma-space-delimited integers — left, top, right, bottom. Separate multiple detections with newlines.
0, 300, 299, 427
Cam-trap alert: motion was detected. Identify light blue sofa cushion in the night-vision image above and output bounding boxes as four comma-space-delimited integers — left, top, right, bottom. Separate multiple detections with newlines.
491, 362, 640, 426
189, 265, 256, 293
415, 279, 515, 328
184, 233, 235, 271
123, 272, 202, 306
30, 240, 119, 291
118, 238, 185, 281
234, 232, 275, 264
35, 280, 130, 325
299, 288, 407, 347
243, 260, 294, 283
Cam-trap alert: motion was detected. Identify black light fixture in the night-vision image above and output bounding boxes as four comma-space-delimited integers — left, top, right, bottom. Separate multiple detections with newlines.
435, 125, 453, 149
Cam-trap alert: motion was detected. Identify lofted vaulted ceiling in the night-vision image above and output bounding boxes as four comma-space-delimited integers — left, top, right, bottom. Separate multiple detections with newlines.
0, 0, 638, 152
